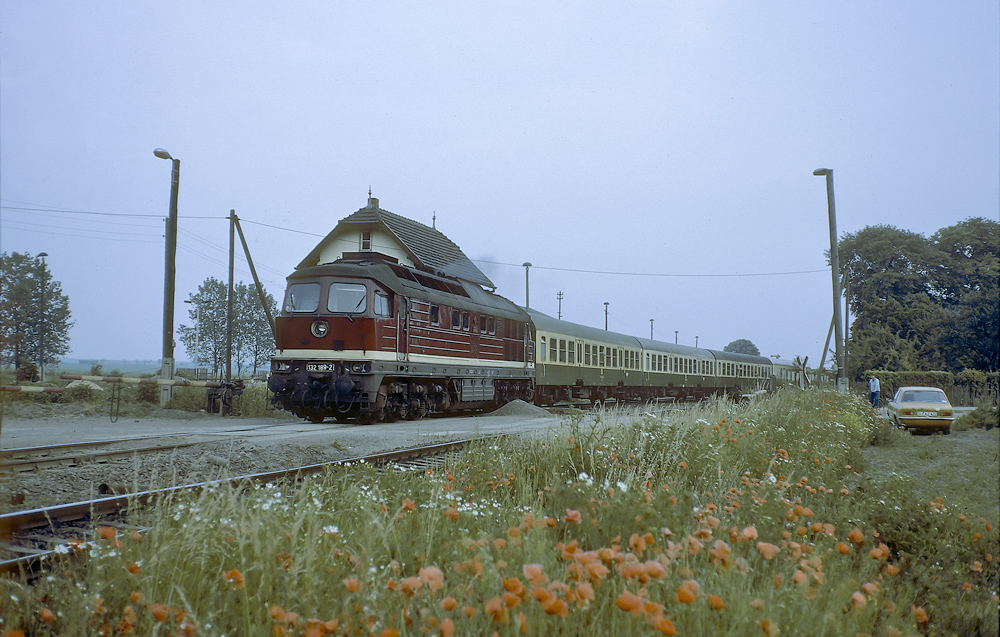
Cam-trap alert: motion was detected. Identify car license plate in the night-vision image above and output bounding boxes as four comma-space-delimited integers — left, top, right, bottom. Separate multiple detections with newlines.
916, 411, 936, 417
306, 363, 336, 372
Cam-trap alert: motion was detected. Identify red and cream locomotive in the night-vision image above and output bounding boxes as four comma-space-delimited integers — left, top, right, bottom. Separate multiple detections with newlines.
267, 196, 535, 423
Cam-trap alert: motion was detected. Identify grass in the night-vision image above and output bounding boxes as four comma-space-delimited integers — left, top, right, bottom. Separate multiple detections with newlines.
0, 389, 996, 636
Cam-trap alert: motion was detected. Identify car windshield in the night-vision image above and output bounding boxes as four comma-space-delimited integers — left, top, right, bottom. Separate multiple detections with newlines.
284, 283, 320, 312
900, 390, 947, 403
328, 283, 367, 314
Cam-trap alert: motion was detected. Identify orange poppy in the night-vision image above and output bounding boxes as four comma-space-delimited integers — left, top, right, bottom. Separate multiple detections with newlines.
223, 568, 245, 589
848, 527, 864, 544
836, 542, 851, 555
419, 566, 445, 591
756, 542, 780, 560
564, 509, 582, 524
439, 618, 455, 637
440, 596, 459, 611
911, 605, 929, 624
523, 564, 547, 586
485, 597, 507, 623
739, 526, 758, 541
616, 591, 643, 616
708, 594, 725, 610
442, 507, 458, 521
96, 526, 117, 540
342, 577, 362, 593
677, 579, 700, 604
651, 616, 677, 635
151, 603, 169, 622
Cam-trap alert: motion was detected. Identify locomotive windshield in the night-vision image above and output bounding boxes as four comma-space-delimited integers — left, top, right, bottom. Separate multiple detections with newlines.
284, 283, 320, 312
328, 282, 367, 314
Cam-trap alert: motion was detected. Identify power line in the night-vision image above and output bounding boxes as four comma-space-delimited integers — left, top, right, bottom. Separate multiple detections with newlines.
473, 258, 828, 279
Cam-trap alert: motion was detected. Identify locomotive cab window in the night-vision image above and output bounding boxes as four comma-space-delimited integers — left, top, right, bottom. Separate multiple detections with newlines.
452, 309, 461, 329
374, 292, 390, 317
430, 305, 440, 325
284, 283, 320, 313
328, 283, 367, 314
462, 312, 470, 331
488, 317, 495, 334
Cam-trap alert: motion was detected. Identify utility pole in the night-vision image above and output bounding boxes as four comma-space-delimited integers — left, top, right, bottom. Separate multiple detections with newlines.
814, 168, 846, 392
557, 291, 563, 320
227, 210, 235, 388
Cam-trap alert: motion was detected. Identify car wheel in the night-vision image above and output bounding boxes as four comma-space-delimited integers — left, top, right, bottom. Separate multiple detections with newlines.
943, 426, 951, 435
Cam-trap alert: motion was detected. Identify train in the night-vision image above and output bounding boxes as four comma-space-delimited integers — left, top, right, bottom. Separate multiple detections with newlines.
267, 196, 805, 423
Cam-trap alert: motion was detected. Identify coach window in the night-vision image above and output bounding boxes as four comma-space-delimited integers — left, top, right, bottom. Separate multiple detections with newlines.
612, 349, 618, 368
568, 342, 575, 365
584, 344, 591, 366
559, 339, 566, 363
462, 312, 470, 331
599, 346, 605, 367
374, 292, 390, 317
328, 283, 367, 314
284, 282, 320, 313
549, 338, 557, 362
540, 337, 546, 362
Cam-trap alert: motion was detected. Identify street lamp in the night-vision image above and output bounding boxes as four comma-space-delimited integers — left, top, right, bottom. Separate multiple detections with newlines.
38, 252, 47, 383
814, 168, 845, 392
522, 263, 532, 309
155, 148, 180, 405
184, 299, 200, 372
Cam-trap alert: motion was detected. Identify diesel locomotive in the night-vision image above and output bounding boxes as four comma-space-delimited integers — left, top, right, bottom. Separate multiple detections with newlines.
268, 196, 804, 423
267, 197, 535, 424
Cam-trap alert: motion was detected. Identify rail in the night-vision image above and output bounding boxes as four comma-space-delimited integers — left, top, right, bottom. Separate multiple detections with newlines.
0, 435, 505, 577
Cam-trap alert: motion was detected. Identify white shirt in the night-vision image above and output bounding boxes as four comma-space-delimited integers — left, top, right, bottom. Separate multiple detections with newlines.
869, 377, 880, 393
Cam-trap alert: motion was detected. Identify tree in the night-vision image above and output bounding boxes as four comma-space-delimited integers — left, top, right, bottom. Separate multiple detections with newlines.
178, 277, 276, 379
723, 339, 760, 356
839, 218, 1000, 377
0, 252, 72, 378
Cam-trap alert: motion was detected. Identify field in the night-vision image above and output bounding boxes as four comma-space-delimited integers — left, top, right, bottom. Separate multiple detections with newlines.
1, 389, 996, 636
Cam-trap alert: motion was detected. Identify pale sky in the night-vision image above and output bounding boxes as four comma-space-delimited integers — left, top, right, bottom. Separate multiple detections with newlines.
2, 2, 997, 365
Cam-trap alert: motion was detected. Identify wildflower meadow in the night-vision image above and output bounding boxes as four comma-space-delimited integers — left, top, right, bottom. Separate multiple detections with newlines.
1, 389, 997, 636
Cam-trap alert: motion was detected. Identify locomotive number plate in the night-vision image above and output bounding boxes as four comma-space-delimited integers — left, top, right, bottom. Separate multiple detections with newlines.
307, 363, 336, 372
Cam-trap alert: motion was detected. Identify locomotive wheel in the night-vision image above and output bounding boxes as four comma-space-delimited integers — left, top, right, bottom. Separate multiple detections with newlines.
307, 412, 325, 424
357, 411, 374, 425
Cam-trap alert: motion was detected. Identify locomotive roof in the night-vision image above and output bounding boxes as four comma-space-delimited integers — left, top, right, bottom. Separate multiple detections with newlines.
296, 197, 494, 289
289, 261, 527, 320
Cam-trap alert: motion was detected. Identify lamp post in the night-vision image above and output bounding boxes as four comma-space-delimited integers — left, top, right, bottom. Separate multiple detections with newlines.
813, 168, 845, 393
522, 263, 531, 309
604, 302, 609, 330
38, 252, 47, 383
155, 148, 180, 405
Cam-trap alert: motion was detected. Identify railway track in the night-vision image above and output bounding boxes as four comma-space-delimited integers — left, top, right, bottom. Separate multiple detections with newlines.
0, 435, 501, 578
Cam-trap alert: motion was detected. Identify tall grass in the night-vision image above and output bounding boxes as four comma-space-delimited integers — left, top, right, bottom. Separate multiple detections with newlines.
1, 389, 996, 636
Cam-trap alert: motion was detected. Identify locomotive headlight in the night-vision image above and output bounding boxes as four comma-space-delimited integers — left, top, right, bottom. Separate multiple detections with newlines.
272, 360, 291, 372
351, 362, 371, 373
310, 320, 329, 338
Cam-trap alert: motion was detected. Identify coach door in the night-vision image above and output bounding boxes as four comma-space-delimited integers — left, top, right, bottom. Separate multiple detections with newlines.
396, 298, 410, 361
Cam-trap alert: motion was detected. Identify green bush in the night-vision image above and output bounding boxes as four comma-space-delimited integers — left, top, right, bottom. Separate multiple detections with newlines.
954, 401, 999, 432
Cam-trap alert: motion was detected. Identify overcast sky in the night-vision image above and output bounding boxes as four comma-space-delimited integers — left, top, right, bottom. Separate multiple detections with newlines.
2, 2, 997, 367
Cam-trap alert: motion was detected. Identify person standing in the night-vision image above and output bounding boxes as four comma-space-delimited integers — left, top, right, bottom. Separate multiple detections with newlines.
868, 375, 881, 409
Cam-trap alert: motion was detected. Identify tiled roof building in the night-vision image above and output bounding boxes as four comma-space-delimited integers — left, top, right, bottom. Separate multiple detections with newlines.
297, 195, 494, 290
